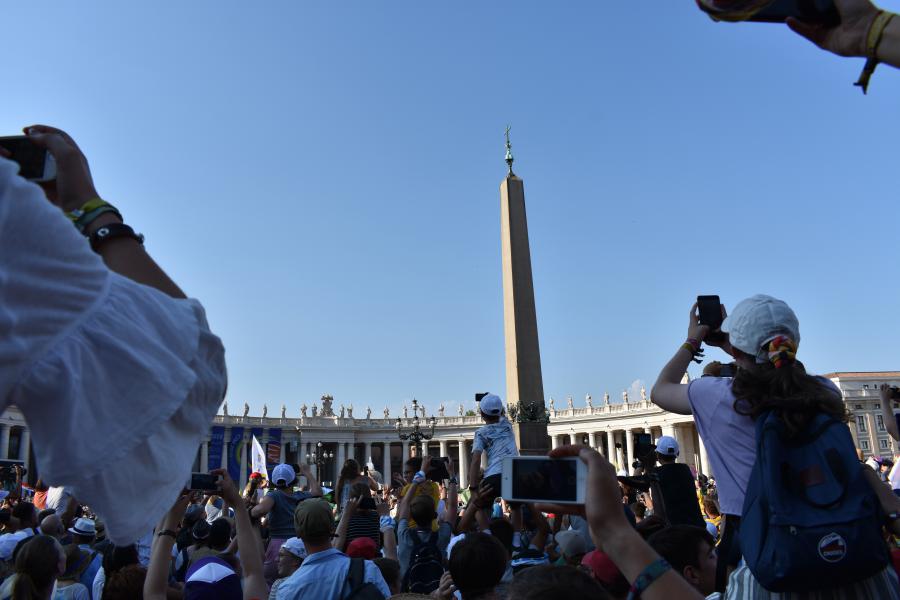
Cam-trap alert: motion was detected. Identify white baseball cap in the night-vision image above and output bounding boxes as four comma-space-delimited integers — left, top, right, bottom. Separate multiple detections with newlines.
271, 464, 296, 486
720, 294, 800, 360
655, 435, 679, 458
281, 537, 308, 560
479, 393, 504, 416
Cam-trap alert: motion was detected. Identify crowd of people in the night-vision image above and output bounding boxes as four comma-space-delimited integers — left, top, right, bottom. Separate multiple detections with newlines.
3, 0, 900, 598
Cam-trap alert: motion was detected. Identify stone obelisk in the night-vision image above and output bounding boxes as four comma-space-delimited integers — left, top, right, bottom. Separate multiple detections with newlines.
499, 128, 549, 455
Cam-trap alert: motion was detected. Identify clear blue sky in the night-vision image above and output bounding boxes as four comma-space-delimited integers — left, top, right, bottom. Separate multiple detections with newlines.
4, 1, 898, 417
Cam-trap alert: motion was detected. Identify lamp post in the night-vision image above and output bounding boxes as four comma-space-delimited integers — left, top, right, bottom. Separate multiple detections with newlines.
396, 398, 436, 457
307, 441, 334, 487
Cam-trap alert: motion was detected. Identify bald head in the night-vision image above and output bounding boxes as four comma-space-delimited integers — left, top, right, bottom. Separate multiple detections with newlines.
40, 514, 64, 539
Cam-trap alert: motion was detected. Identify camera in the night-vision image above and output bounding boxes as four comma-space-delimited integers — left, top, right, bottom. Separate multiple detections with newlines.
0, 460, 25, 483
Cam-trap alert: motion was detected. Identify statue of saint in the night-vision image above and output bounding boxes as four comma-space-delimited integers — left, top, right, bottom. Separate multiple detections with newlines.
585, 394, 592, 408
340, 405, 345, 419
566, 396, 574, 410
321, 394, 335, 417
403, 405, 408, 419
301, 403, 308, 418
312, 404, 318, 418
366, 406, 372, 420
242, 402, 249, 418
640, 386, 647, 402
262, 404, 268, 418
603, 391, 610, 405
458, 403, 464, 416
549, 397, 555, 412
438, 403, 445, 417
222, 401, 228, 416
347, 404, 353, 419
281, 404, 286, 419
383, 406, 390, 419
622, 390, 629, 404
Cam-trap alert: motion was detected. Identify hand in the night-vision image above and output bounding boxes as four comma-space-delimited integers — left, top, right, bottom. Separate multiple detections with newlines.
343, 497, 359, 517
23, 125, 101, 213
298, 463, 313, 477
375, 498, 391, 518
474, 480, 495, 508
210, 469, 240, 506
881, 383, 896, 403
446, 458, 455, 477
687, 303, 711, 343
787, 0, 878, 58
535, 446, 632, 548
431, 571, 456, 600
412, 471, 426, 485
162, 490, 192, 531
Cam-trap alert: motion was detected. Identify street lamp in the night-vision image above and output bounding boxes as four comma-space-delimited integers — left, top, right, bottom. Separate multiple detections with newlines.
306, 441, 334, 487
396, 398, 436, 457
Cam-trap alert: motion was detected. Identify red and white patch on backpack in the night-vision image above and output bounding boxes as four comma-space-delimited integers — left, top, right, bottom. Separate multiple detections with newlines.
817, 532, 847, 563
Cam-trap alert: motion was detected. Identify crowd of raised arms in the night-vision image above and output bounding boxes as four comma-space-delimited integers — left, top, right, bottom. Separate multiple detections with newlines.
2, 0, 900, 598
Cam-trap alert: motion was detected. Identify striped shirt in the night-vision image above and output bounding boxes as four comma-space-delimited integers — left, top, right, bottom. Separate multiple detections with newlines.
718, 565, 900, 599
346, 512, 381, 549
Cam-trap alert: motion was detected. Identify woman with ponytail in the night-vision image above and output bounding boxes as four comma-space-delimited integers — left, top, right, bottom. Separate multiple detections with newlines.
651, 295, 900, 595
6, 535, 65, 600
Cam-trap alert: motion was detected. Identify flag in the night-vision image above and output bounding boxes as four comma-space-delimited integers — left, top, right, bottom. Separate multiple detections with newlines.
251, 435, 268, 481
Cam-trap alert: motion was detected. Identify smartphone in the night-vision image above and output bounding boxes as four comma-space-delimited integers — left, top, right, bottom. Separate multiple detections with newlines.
189, 472, 219, 492
501, 456, 586, 505
633, 433, 655, 461
475, 392, 489, 403
749, 0, 839, 26
697, 295, 723, 330
0, 136, 56, 182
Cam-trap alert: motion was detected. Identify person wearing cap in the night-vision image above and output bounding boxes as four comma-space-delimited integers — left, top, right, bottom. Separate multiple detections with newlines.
553, 529, 587, 567
274, 498, 390, 599
269, 537, 306, 600
652, 436, 705, 530
468, 393, 519, 499
251, 462, 321, 585
67, 517, 102, 598
651, 295, 900, 595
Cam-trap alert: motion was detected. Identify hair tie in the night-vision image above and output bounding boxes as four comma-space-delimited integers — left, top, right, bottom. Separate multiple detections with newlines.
766, 335, 797, 369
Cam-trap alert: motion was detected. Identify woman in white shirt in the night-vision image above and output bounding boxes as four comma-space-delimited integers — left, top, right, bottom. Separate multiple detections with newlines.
0, 126, 227, 546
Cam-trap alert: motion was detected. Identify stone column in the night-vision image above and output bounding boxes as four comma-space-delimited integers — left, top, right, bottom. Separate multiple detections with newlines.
439, 440, 448, 459
457, 440, 468, 489
698, 436, 711, 476
336, 442, 346, 485
550, 435, 559, 450
615, 432, 625, 471
364, 442, 373, 465
625, 430, 635, 474
866, 414, 879, 456
606, 431, 616, 463
279, 440, 286, 464
0, 425, 10, 460
19, 429, 30, 474
200, 441, 209, 472
662, 424, 676, 439
588, 432, 597, 450
222, 431, 230, 470
307, 442, 316, 480
401, 441, 410, 465
382, 442, 392, 487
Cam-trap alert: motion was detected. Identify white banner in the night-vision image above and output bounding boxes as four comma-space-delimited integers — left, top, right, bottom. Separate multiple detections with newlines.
251, 435, 268, 481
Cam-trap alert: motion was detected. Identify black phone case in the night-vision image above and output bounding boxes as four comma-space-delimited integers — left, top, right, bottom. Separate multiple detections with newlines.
750, 0, 840, 26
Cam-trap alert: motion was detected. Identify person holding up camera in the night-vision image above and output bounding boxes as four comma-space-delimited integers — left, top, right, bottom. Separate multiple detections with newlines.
651, 437, 706, 530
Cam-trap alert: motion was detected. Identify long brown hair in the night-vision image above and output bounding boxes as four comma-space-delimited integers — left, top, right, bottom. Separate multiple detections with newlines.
336, 459, 361, 507
731, 358, 848, 437
12, 535, 61, 600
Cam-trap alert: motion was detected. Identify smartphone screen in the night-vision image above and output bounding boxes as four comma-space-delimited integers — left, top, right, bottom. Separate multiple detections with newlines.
0, 136, 48, 180
511, 458, 578, 502
189, 472, 219, 492
697, 295, 723, 329
750, 0, 839, 26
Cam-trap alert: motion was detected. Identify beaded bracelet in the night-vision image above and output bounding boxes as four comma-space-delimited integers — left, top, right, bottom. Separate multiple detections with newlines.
626, 558, 671, 600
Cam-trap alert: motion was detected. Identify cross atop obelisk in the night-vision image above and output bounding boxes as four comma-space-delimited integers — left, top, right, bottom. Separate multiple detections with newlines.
499, 128, 548, 454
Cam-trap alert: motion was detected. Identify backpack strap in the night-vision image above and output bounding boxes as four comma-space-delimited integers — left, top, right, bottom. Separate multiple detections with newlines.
346, 556, 365, 596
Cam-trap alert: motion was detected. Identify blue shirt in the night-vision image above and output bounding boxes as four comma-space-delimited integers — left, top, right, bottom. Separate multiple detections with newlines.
76, 544, 102, 600
274, 548, 389, 600
473, 419, 519, 477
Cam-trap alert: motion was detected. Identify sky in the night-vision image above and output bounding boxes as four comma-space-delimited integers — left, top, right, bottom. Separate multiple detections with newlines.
3, 1, 899, 418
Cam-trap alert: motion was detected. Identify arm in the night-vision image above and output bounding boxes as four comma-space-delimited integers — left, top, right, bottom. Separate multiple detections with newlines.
397, 479, 420, 521
527, 504, 550, 550
651, 304, 713, 415
25, 126, 186, 299
537, 446, 704, 600
249, 494, 274, 519
787, 0, 900, 70
468, 450, 483, 489
881, 384, 900, 441
211, 469, 267, 600
333, 498, 358, 551
442, 460, 459, 527
143, 492, 190, 600
376, 500, 398, 561
298, 463, 322, 497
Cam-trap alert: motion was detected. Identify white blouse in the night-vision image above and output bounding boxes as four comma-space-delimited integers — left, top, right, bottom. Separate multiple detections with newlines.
0, 157, 227, 544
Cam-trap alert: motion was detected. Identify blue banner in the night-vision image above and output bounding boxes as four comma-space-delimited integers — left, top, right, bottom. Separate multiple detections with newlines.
208, 426, 225, 472
227, 427, 245, 483
267, 429, 282, 469
249, 427, 264, 473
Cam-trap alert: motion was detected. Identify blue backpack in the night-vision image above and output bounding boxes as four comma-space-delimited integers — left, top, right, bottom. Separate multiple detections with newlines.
740, 410, 889, 592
